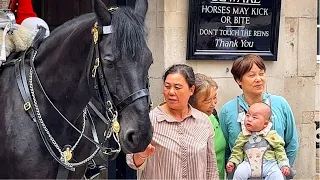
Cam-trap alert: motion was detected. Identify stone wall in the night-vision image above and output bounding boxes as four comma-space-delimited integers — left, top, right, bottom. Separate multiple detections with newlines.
146, 0, 318, 179
316, 64, 320, 180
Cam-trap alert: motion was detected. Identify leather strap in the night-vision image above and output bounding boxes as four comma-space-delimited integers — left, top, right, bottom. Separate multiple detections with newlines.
56, 164, 69, 180
15, 52, 36, 122
116, 88, 149, 113
31, 26, 46, 50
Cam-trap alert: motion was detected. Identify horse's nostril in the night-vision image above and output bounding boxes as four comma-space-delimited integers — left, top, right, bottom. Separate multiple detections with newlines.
124, 129, 139, 146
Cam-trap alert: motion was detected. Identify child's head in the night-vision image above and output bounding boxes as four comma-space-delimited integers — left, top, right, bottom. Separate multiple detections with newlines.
244, 102, 271, 132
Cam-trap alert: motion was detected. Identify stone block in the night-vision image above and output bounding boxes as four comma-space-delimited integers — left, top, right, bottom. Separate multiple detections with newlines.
163, 0, 177, 12
157, 12, 164, 28
284, 0, 317, 18
316, 65, 320, 83
157, 0, 164, 12
164, 27, 188, 64
284, 77, 315, 124
297, 18, 317, 76
265, 76, 285, 97
194, 61, 234, 78
302, 111, 316, 124
295, 124, 316, 179
146, 11, 157, 29
177, 0, 189, 13
164, 12, 188, 28
211, 78, 243, 112
149, 78, 164, 107
283, 17, 298, 76
147, 0, 157, 12
148, 28, 164, 78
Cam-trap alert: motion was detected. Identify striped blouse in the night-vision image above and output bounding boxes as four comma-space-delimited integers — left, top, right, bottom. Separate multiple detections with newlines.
127, 104, 219, 179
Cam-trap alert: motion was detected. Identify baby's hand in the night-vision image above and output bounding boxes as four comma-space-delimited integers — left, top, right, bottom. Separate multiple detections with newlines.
281, 166, 290, 176
226, 162, 235, 173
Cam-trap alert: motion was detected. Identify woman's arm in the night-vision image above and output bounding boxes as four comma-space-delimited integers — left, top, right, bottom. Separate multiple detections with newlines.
126, 144, 155, 170
219, 107, 231, 164
207, 131, 219, 179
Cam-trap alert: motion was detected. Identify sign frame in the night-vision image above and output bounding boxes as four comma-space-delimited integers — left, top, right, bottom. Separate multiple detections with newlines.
187, 0, 282, 61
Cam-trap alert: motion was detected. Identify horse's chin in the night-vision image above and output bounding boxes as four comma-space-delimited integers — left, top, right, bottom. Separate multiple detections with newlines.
120, 136, 151, 154
119, 134, 152, 154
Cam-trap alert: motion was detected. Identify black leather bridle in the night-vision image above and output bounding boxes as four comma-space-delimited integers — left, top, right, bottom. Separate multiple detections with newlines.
86, 22, 152, 160
88, 22, 151, 120
88, 20, 152, 122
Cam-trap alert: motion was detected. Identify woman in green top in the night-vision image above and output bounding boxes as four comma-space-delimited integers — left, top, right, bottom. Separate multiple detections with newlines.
189, 73, 227, 180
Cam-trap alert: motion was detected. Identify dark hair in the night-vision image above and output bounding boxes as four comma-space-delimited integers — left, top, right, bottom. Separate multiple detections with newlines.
231, 54, 266, 89
189, 73, 218, 107
162, 64, 195, 88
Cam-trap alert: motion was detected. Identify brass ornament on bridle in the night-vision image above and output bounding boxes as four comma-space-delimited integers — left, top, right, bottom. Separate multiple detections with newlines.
91, 22, 99, 44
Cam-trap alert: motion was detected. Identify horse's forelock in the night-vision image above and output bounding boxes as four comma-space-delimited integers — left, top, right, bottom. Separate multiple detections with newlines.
110, 7, 147, 61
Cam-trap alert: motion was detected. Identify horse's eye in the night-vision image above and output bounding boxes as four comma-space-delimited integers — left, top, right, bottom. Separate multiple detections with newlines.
106, 60, 114, 69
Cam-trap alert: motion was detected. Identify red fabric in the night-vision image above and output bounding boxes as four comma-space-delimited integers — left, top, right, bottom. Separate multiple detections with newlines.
10, 0, 37, 24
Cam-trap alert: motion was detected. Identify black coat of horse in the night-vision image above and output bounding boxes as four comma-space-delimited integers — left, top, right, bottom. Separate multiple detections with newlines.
0, 0, 153, 178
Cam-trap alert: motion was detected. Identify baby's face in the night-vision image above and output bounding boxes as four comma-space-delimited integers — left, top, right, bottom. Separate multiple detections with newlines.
244, 105, 268, 132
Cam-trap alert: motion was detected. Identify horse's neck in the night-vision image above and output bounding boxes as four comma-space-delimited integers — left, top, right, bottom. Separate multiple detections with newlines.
32, 20, 95, 121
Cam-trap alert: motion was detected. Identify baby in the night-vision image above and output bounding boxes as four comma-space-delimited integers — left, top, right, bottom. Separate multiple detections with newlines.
226, 103, 290, 180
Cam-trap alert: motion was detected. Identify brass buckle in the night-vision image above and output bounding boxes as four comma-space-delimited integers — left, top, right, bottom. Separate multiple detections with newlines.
24, 102, 31, 111
112, 120, 120, 133
91, 58, 100, 78
91, 22, 99, 44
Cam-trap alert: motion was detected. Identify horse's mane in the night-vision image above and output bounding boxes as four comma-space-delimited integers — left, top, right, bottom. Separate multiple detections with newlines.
110, 7, 147, 61
43, 13, 95, 45
39, 6, 147, 63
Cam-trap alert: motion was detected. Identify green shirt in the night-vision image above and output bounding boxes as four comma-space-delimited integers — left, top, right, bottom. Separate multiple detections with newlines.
209, 114, 226, 180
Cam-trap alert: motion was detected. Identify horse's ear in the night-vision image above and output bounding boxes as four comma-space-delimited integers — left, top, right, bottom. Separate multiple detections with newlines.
134, 0, 148, 21
93, 0, 111, 25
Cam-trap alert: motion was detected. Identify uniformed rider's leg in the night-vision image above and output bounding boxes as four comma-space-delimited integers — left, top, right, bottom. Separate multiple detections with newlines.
263, 160, 284, 180
233, 161, 251, 180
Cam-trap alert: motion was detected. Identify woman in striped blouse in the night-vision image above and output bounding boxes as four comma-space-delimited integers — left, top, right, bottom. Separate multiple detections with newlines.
126, 64, 219, 179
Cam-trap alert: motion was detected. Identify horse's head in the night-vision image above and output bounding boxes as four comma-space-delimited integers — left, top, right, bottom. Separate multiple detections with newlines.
92, 0, 153, 153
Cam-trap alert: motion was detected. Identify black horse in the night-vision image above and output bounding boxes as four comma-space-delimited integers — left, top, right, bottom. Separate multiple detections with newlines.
0, 0, 153, 178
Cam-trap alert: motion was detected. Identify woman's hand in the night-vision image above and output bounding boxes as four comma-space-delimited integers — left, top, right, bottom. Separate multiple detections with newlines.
133, 144, 155, 167
226, 162, 235, 173
136, 144, 156, 159
281, 166, 290, 176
